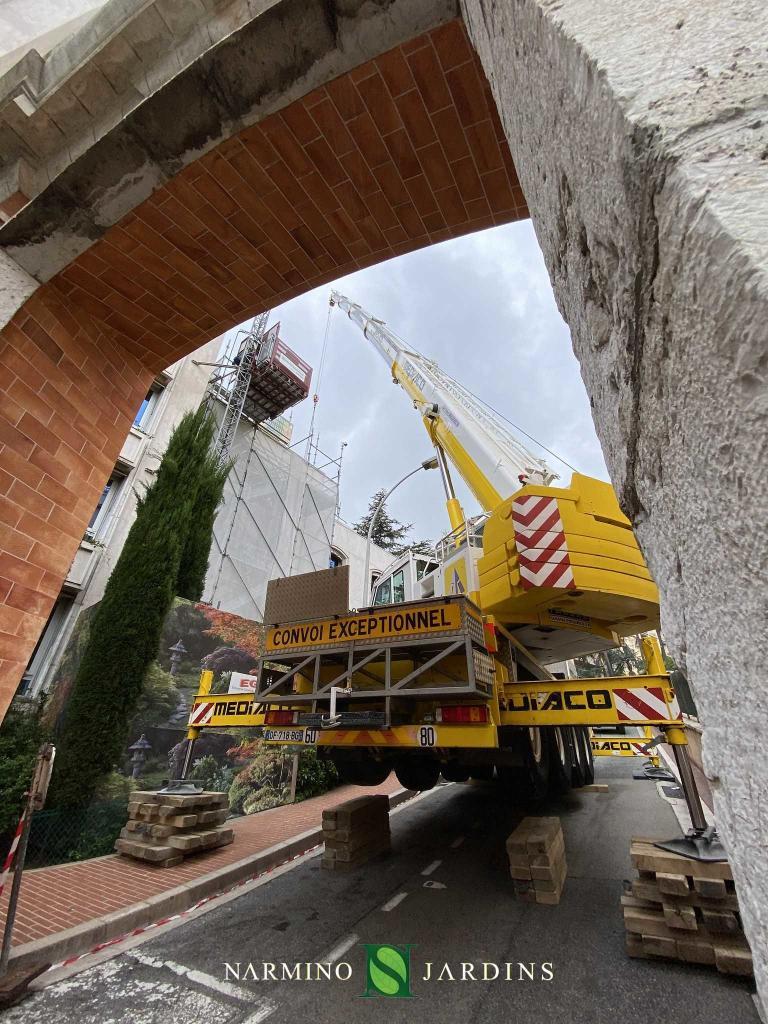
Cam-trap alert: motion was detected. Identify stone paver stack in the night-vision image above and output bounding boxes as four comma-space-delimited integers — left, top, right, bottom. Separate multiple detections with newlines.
623, 839, 753, 976
506, 817, 567, 905
322, 794, 391, 871
115, 791, 233, 867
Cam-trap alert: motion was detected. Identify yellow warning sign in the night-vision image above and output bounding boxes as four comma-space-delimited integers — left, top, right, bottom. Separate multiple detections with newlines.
266, 601, 464, 653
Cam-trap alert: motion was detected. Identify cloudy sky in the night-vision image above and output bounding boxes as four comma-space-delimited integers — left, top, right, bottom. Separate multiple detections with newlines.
227, 219, 608, 547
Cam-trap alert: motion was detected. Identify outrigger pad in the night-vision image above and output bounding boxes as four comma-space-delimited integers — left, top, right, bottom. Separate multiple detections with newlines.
633, 763, 676, 782
158, 780, 204, 795
654, 827, 728, 863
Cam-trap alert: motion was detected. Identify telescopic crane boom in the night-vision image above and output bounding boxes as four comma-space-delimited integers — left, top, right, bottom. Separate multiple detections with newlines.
330, 292, 557, 532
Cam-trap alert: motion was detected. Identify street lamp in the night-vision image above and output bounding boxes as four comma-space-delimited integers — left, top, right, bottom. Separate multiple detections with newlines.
362, 457, 439, 606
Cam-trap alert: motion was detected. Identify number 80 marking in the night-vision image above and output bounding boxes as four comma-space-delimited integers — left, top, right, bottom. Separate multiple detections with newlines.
419, 726, 436, 747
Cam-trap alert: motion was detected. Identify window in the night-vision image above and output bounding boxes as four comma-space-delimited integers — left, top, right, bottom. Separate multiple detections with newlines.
86, 472, 125, 539
133, 384, 163, 430
391, 569, 405, 604
416, 559, 439, 580
373, 576, 392, 606
19, 595, 74, 697
329, 549, 344, 569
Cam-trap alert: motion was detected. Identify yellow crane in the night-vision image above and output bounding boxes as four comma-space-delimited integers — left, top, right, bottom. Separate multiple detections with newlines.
185, 293, 720, 860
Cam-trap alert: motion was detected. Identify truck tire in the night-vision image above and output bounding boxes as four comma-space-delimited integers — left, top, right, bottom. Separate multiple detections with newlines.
440, 761, 471, 783
574, 728, 595, 785
395, 758, 440, 791
549, 727, 573, 794
499, 728, 550, 805
335, 758, 391, 786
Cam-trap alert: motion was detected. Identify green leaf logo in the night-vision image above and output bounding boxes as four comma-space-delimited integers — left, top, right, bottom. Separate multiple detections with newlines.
363, 944, 413, 998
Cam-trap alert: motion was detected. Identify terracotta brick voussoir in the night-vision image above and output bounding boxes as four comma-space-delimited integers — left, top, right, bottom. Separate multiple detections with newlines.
0, 19, 528, 720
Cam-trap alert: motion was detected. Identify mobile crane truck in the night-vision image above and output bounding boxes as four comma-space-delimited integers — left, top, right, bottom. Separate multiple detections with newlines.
185, 293, 720, 861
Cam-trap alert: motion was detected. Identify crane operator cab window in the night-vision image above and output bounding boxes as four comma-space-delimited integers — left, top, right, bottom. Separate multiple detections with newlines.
416, 558, 439, 580
373, 576, 392, 605
373, 568, 406, 605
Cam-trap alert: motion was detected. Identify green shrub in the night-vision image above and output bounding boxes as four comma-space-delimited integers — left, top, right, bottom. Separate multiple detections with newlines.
129, 662, 180, 735
226, 742, 338, 814
294, 747, 339, 801
0, 703, 45, 834
49, 409, 224, 808
93, 771, 136, 801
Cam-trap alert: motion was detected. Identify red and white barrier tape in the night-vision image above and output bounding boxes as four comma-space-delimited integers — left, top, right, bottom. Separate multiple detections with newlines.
0, 809, 27, 901
45, 842, 323, 973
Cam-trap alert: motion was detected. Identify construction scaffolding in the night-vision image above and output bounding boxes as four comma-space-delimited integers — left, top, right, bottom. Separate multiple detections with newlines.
202, 320, 342, 621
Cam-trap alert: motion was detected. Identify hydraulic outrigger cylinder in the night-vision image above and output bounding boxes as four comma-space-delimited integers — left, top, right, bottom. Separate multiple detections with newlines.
639, 639, 726, 862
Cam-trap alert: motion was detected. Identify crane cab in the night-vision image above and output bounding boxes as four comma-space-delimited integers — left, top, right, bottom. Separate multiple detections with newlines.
370, 551, 440, 606
368, 514, 488, 609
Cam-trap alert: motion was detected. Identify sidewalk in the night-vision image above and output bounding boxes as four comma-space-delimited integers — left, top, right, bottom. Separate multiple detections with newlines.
0, 776, 404, 960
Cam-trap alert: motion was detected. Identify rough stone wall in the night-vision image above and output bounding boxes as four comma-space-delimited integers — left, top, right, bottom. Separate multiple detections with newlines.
462, 0, 767, 1002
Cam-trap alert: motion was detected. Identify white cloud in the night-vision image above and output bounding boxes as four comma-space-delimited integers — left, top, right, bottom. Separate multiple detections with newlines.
225, 220, 608, 544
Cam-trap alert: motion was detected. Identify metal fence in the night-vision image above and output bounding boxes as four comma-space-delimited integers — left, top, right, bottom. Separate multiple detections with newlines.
23, 799, 129, 868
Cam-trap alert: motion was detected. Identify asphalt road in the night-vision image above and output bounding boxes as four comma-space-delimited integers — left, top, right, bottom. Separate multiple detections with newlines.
5, 761, 758, 1024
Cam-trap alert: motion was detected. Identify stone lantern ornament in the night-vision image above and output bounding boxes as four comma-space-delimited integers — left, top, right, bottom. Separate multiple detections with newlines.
128, 733, 152, 779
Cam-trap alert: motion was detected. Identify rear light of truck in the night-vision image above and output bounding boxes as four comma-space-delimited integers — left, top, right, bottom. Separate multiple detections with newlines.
435, 705, 490, 724
265, 710, 299, 725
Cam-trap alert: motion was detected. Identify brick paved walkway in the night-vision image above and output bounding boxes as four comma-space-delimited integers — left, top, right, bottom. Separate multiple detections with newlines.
0, 777, 402, 949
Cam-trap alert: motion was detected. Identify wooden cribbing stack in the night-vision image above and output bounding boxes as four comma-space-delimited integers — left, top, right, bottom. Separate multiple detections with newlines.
506, 817, 567, 905
115, 791, 233, 868
322, 794, 390, 871
623, 839, 753, 976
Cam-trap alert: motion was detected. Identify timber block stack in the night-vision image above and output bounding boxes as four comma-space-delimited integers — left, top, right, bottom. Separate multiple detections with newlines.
623, 838, 753, 976
115, 791, 233, 867
322, 795, 390, 871
506, 817, 567, 905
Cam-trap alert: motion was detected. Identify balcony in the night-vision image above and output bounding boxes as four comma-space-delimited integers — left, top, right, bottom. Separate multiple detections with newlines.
117, 425, 146, 470
65, 538, 101, 591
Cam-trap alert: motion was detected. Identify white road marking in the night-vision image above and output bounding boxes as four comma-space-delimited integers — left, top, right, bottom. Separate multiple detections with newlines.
380, 892, 409, 912
128, 950, 277, 1019
423, 880, 446, 889
421, 859, 442, 876
450, 836, 465, 848
322, 933, 359, 963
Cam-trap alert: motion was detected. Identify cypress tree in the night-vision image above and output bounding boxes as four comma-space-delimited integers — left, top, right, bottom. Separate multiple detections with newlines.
49, 407, 217, 807
176, 447, 230, 601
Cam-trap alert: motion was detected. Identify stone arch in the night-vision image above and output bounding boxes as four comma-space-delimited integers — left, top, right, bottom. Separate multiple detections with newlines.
0, 0, 766, 996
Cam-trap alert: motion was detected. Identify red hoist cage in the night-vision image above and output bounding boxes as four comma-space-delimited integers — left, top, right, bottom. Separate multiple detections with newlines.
242, 322, 312, 423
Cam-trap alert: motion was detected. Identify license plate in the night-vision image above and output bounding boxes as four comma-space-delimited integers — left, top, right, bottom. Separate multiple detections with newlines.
263, 728, 306, 743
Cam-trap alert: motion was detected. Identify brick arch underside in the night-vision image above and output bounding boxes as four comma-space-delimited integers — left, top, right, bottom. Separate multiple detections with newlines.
0, 19, 528, 717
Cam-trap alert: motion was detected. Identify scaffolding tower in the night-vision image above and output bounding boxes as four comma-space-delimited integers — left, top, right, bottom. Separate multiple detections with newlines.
208, 311, 271, 464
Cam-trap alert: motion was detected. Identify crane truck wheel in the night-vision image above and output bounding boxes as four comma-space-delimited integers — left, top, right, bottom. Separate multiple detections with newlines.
498, 728, 550, 805
569, 726, 589, 787
548, 727, 573, 794
576, 727, 595, 785
334, 756, 391, 787
440, 761, 471, 783
394, 757, 440, 791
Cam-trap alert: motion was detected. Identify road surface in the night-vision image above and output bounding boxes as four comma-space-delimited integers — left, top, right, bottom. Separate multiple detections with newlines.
3, 761, 758, 1024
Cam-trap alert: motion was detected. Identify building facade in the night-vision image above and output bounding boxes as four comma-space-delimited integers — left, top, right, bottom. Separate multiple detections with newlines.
19, 335, 392, 698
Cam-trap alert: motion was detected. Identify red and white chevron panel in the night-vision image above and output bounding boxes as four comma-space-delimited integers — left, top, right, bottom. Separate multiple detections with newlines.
614, 686, 680, 723
188, 701, 215, 726
511, 495, 575, 590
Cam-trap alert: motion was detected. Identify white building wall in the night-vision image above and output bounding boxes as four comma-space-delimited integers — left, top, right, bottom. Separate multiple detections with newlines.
331, 519, 393, 608
204, 412, 341, 620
